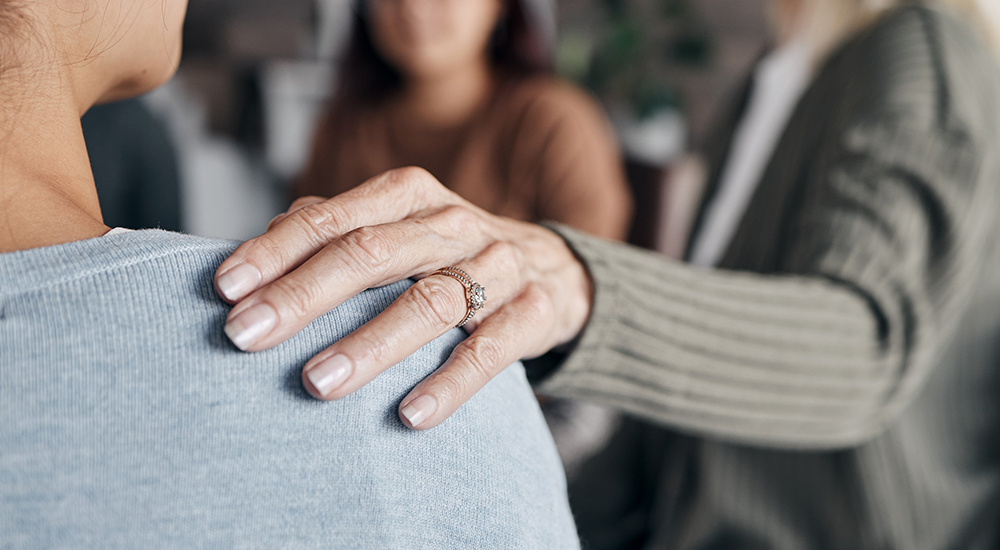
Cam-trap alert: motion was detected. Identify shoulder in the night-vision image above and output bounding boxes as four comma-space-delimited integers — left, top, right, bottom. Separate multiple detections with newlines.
0, 230, 231, 298
822, 4, 1000, 133
0, 230, 578, 548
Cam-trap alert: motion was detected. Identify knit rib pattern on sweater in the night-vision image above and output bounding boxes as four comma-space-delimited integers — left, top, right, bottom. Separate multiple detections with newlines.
541, 5, 1000, 549
0, 230, 578, 549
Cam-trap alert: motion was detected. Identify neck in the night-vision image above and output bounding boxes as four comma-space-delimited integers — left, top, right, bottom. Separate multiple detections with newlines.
396, 59, 495, 127
0, 57, 107, 253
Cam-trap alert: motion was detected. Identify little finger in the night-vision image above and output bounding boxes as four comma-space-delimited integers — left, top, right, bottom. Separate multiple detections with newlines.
398, 285, 555, 430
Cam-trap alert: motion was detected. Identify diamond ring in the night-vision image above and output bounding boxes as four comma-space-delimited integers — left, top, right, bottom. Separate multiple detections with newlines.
432, 266, 486, 328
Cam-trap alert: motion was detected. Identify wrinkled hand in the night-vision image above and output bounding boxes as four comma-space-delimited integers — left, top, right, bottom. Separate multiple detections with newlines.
214, 168, 593, 430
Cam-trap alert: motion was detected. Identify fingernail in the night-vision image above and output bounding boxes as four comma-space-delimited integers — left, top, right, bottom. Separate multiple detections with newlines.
217, 263, 262, 302
400, 395, 437, 428
224, 303, 277, 351
306, 354, 353, 397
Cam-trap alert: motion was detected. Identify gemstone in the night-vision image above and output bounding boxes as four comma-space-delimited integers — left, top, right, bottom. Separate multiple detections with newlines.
470, 285, 486, 309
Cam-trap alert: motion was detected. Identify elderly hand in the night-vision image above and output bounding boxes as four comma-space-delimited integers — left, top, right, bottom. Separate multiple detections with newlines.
214, 167, 593, 430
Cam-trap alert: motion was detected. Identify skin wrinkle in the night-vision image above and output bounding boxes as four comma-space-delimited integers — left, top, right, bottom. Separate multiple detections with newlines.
0, 0, 185, 254
0, 6, 46, 102
0, 9, 52, 251
0, 3, 27, 77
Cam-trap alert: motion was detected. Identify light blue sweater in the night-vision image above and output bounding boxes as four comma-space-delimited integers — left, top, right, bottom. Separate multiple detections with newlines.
0, 230, 578, 549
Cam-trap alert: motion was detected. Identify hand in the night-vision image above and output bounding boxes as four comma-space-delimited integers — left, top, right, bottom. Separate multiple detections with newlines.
214, 167, 593, 430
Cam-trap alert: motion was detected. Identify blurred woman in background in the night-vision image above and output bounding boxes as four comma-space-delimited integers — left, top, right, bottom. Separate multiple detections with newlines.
296, 0, 632, 240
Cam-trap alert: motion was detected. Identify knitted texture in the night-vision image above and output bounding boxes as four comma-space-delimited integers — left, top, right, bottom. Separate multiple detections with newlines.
542, 5, 1000, 549
0, 230, 578, 549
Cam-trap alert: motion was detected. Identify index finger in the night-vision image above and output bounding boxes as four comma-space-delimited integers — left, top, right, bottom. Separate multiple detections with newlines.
215, 167, 447, 304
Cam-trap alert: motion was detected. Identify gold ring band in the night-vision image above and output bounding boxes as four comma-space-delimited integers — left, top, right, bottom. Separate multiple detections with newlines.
433, 266, 486, 328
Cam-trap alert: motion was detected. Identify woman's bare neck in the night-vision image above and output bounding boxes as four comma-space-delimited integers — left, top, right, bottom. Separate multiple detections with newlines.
0, 63, 108, 253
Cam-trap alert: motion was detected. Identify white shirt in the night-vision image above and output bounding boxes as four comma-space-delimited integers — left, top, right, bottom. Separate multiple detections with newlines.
688, 38, 813, 268
104, 227, 134, 237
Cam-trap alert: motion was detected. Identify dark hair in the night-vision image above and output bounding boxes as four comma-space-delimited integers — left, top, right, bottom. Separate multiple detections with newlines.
335, 0, 552, 107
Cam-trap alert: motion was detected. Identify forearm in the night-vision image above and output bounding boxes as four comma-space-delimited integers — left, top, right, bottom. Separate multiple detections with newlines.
539, 224, 902, 450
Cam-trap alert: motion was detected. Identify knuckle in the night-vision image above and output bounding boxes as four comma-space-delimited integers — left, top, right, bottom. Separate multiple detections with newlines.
297, 203, 338, 230
290, 195, 325, 210
408, 278, 465, 330
387, 166, 433, 193
338, 226, 394, 274
244, 237, 293, 274
428, 369, 470, 406
382, 167, 457, 209
397, 165, 432, 182
437, 204, 479, 232
482, 240, 522, 274
350, 330, 394, 367
266, 276, 323, 320
521, 283, 554, 321
456, 334, 505, 380
286, 203, 340, 244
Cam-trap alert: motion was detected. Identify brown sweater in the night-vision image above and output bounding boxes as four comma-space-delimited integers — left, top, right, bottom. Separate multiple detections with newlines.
296, 76, 633, 240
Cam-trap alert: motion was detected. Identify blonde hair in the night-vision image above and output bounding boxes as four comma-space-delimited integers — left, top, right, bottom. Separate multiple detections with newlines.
797, 0, 1000, 65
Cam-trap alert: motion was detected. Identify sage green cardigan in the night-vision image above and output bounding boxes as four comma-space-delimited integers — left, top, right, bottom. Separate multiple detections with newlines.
542, 4, 1000, 549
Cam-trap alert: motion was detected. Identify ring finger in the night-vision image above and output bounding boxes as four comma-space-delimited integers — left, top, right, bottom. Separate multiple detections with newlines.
301, 242, 524, 401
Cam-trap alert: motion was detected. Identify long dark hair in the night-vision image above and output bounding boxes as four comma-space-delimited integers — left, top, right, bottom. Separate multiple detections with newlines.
335, 0, 552, 107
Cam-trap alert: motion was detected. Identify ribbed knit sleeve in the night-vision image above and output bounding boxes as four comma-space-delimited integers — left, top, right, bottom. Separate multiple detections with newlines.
537, 9, 998, 449
538, 227, 890, 449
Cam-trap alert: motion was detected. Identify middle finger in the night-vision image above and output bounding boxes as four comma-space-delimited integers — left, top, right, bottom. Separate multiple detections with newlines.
300, 246, 522, 400
223, 206, 491, 352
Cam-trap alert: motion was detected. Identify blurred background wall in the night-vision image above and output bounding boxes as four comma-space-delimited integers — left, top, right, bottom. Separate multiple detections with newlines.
115, 0, 772, 241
